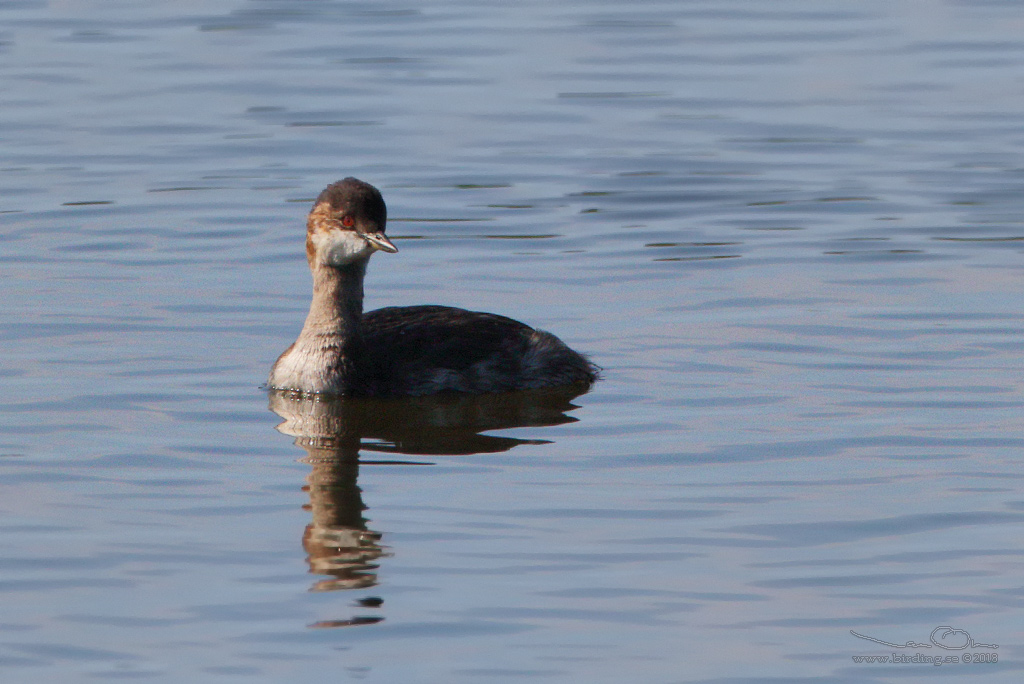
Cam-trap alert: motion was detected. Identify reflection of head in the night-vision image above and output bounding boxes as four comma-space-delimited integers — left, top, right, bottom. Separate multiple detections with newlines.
303, 453, 384, 592
269, 392, 382, 592
268, 387, 591, 594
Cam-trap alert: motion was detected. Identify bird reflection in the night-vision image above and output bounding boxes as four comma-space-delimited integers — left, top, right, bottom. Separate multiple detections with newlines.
268, 386, 591, 625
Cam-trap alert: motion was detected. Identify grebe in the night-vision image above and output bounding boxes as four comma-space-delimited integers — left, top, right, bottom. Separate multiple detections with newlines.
268, 178, 599, 396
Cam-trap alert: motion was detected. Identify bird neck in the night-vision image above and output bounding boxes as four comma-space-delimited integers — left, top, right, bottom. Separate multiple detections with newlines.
300, 259, 367, 341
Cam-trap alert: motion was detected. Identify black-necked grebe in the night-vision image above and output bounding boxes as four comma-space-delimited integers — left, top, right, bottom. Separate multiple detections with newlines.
268, 178, 599, 396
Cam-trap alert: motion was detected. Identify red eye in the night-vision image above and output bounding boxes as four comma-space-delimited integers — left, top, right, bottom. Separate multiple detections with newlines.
341, 216, 354, 227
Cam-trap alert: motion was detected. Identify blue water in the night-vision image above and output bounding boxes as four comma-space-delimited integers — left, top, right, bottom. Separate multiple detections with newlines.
1, 1, 1022, 682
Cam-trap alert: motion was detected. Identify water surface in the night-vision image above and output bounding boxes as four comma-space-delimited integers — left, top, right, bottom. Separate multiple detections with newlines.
1, 0, 1023, 682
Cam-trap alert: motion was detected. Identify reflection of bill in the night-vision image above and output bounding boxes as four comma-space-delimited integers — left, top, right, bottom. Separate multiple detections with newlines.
268, 386, 593, 627
850, 626, 998, 650
302, 452, 386, 593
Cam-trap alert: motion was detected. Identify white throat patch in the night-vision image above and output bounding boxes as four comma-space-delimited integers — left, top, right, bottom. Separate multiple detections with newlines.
311, 229, 373, 266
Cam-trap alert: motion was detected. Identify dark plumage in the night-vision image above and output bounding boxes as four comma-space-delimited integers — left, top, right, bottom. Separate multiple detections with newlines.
269, 178, 599, 397
358, 305, 597, 396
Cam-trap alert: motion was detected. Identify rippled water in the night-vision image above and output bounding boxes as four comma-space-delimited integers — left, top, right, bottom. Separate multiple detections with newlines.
2, 0, 1023, 682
